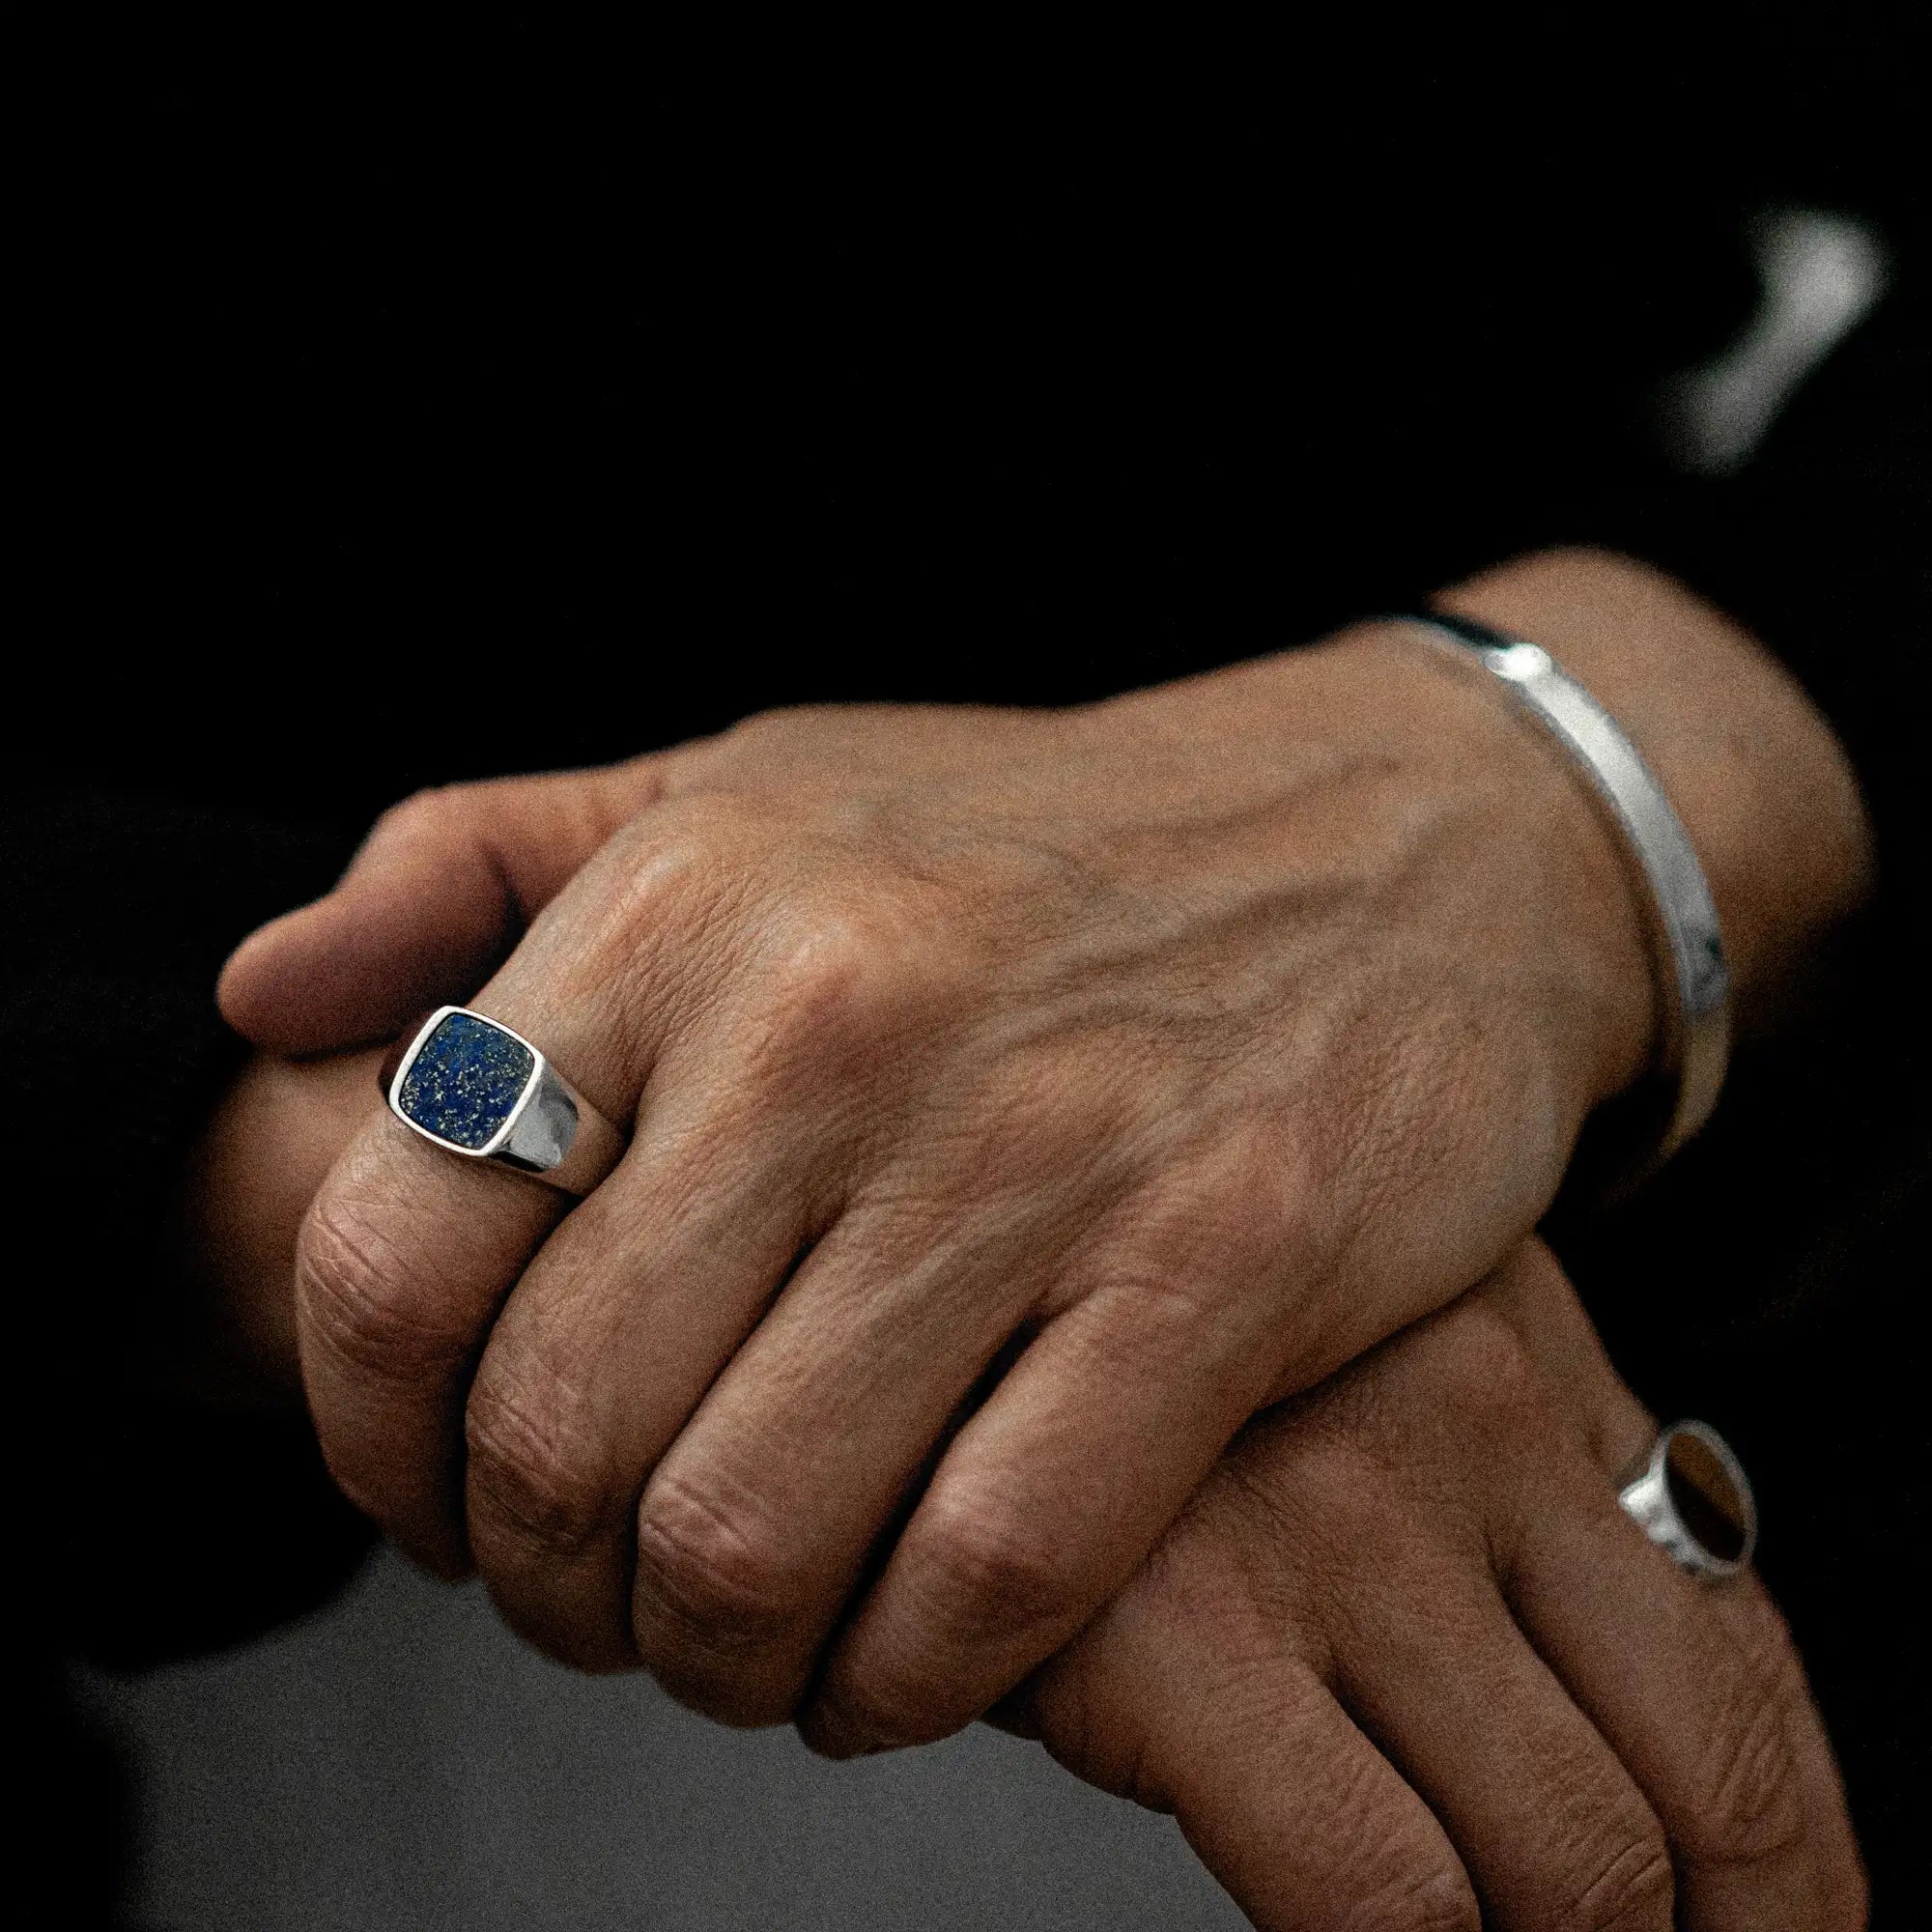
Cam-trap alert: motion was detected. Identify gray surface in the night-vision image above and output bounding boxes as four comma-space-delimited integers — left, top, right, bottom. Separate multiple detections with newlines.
75, 1547, 1246, 1930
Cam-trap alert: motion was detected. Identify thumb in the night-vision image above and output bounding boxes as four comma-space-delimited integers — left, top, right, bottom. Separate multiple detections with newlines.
218, 759, 664, 1054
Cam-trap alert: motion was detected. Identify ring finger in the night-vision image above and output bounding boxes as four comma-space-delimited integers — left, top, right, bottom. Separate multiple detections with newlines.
1481, 1271, 1865, 1927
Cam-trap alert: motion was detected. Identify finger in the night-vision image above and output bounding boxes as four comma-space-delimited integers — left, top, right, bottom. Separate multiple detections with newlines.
1472, 1251, 1865, 1926
180, 1046, 390, 1398
1480, 1292, 1867, 1925
459, 1042, 840, 1671
296, 1121, 567, 1574
622, 1186, 1080, 1723
1025, 1548, 1480, 1932
295, 825, 706, 1570
469, 909, 1104, 1694
218, 762, 661, 1054
801, 1254, 1285, 1757
1320, 1534, 1678, 1932
1507, 1495, 1865, 1930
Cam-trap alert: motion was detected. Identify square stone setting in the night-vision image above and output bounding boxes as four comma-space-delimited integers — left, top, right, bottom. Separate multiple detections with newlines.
397, 1011, 536, 1150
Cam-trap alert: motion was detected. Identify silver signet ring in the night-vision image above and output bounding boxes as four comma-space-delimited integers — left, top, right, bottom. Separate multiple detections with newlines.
379, 1006, 627, 1197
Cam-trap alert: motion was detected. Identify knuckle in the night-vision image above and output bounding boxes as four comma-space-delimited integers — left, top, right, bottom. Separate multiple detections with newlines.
295, 1193, 469, 1384
1026, 1642, 1160, 1804
600, 807, 735, 935
822, 1611, 1020, 1753
554, 803, 757, 1021
722, 702, 836, 753
1296, 1435, 1403, 1532
1202, 1112, 1317, 1231
810, 1659, 938, 1755
1405, 1294, 1544, 1429
464, 1366, 602, 1561
1558, 1821, 1674, 1931
820, 1499, 1070, 1747
367, 783, 472, 851
908, 1492, 1068, 1635
1439, 1293, 1538, 1392
632, 1469, 797, 1667
1146, 1119, 1298, 1246
942, 1037, 1137, 1196
1081, 1701, 1172, 1817
743, 908, 921, 1070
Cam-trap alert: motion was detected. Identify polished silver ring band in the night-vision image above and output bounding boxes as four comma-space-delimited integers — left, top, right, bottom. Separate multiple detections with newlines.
1617, 1420, 1757, 1581
1404, 611, 1731, 1170
381, 1005, 627, 1196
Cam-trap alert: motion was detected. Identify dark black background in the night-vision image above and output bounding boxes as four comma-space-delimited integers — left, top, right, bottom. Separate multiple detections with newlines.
26, 49, 1917, 828
15, 37, 1928, 1919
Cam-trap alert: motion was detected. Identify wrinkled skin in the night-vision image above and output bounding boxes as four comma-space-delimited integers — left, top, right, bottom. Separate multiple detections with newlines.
179, 1066, 1867, 1928
203, 542, 1871, 1922
216, 550, 1869, 1759
235, 621, 1655, 1733
1017, 1243, 1866, 1931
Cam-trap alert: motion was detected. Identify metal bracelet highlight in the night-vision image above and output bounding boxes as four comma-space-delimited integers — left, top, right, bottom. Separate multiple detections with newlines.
1404, 611, 1731, 1174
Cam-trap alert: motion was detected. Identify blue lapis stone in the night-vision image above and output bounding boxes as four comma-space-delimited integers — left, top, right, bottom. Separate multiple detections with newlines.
397, 1012, 535, 1150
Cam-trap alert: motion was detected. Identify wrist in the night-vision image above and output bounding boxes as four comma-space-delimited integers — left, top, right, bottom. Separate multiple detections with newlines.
1336, 621, 1663, 1106
1433, 547, 1875, 1041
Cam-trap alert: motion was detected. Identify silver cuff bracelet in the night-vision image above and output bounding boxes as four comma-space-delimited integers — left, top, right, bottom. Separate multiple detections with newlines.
1404, 611, 1731, 1176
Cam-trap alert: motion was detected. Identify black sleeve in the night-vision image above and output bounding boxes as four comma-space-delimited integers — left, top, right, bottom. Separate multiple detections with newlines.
1592, 256, 1929, 926
2, 789, 373, 1667
1542, 228, 1930, 1889
1547, 208, 1928, 1286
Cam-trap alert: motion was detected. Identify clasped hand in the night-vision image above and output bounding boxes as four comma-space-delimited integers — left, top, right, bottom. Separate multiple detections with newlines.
213, 564, 1868, 1925
224, 622, 1648, 1739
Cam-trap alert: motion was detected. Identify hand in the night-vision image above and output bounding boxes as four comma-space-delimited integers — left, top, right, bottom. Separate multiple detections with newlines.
1017, 1243, 1865, 1931
172, 1046, 386, 1402
219, 549, 1868, 1749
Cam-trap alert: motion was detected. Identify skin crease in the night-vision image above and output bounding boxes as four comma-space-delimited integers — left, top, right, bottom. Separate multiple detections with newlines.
1010, 1242, 1867, 1932
176, 1118, 1867, 1928
213, 551, 1871, 1828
